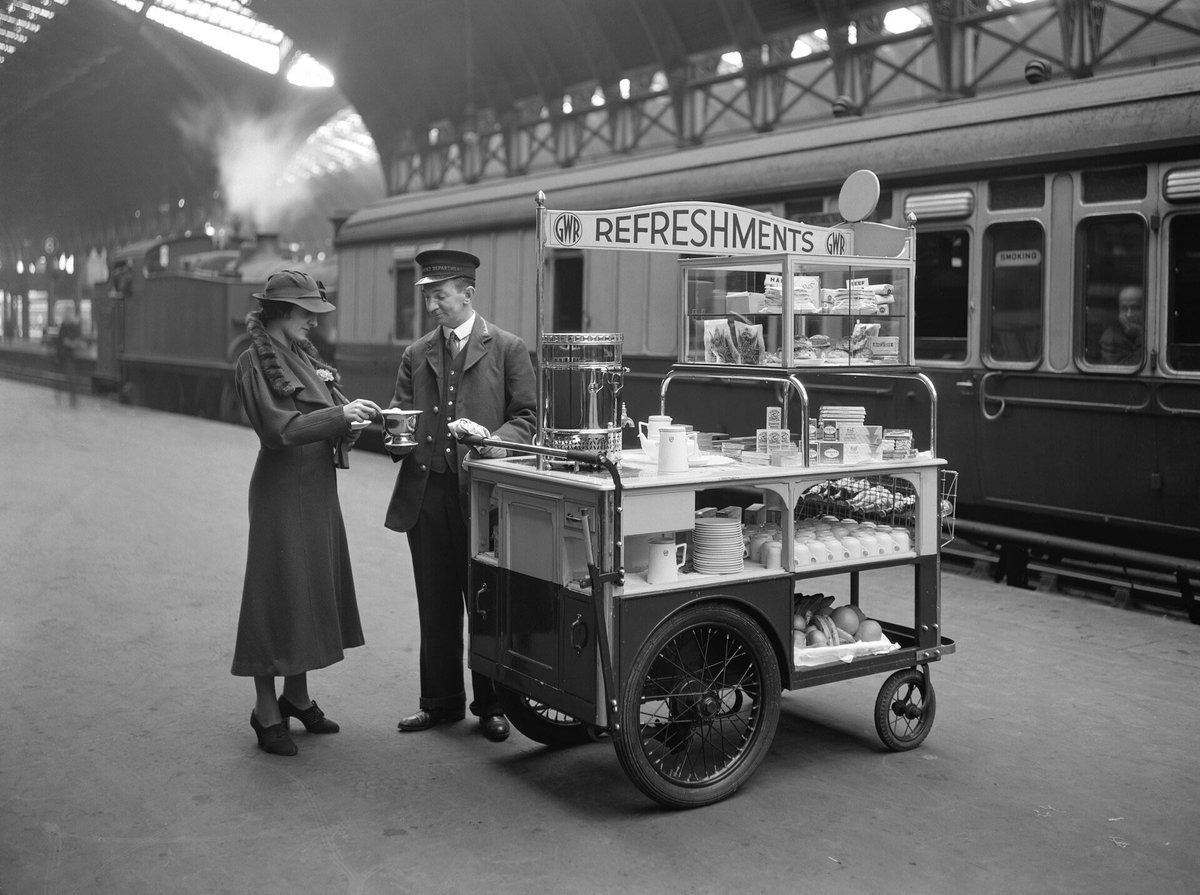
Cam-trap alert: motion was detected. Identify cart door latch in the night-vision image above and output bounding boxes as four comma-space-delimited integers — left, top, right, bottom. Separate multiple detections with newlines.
570, 613, 589, 653
475, 582, 490, 620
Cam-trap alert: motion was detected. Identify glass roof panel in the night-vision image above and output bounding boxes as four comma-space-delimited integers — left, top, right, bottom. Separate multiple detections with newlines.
0, 0, 68, 66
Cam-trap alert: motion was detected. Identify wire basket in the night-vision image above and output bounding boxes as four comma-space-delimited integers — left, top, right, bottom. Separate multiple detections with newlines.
939, 468, 959, 547
795, 474, 918, 535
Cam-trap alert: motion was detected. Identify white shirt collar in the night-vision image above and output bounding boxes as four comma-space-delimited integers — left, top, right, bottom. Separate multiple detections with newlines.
443, 313, 476, 344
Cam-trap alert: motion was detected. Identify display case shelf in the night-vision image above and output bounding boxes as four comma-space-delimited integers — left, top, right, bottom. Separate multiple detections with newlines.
679, 244, 914, 370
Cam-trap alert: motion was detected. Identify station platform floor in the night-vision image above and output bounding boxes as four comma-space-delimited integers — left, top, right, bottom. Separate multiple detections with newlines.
2, 378, 1198, 895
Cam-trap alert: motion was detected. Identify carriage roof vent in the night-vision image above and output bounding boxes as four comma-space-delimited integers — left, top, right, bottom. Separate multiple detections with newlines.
904, 190, 974, 220
1164, 168, 1200, 202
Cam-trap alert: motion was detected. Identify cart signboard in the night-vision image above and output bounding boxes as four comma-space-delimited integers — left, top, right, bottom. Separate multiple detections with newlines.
540, 201, 854, 257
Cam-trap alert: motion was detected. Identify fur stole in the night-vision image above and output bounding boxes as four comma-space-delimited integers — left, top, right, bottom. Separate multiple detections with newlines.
245, 310, 341, 397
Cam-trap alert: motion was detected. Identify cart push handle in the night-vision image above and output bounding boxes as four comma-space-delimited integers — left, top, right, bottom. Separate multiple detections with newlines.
457, 432, 602, 467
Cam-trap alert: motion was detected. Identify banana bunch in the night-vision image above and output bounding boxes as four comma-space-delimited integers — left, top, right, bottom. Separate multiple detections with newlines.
792, 592, 834, 625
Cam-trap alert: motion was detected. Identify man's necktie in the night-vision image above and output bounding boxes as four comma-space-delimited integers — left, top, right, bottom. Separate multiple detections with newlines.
449, 332, 461, 356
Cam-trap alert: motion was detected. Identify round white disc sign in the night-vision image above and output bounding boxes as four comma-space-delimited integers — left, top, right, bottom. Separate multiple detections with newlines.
838, 169, 880, 222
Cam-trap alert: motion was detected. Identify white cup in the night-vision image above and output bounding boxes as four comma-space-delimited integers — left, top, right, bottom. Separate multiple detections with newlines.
647, 537, 688, 584
763, 540, 783, 570
657, 425, 690, 473
639, 414, 673, 441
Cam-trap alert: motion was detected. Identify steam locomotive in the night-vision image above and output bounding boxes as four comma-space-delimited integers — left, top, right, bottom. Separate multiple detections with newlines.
91, 232, 338, 423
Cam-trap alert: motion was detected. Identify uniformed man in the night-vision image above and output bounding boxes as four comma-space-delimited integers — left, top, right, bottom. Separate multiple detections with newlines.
384, 249, 537, 742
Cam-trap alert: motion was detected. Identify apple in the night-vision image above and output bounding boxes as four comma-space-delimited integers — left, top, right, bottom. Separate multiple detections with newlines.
856, 619, 883, 641
830, 605, 860, 635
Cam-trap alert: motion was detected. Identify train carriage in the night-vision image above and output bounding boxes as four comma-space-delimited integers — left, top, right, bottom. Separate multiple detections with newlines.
331, 62, 1198, 598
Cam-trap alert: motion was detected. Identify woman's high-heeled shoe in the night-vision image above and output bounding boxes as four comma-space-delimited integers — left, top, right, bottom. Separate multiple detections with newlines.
250, 711, 298, 756
278, 696, 340, 734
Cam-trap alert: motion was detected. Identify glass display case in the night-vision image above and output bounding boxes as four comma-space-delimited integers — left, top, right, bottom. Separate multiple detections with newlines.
680, 249, 914, 369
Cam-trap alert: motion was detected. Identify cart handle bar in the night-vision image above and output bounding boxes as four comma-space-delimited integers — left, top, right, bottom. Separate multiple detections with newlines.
458, 433, 603, 467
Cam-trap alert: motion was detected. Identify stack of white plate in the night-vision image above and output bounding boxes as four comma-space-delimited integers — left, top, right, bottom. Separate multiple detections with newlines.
692, 517, 745, 575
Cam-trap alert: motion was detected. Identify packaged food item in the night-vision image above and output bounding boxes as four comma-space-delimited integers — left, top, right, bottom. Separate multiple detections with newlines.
849, 323, 881, 357
725, 292, 778, 314
703, 319, 740, 364
792, 275, 821, 312
882, 428, 914, 459
732, 320, 765, 365
838, 424, 883, 444
756, 428, 792, 453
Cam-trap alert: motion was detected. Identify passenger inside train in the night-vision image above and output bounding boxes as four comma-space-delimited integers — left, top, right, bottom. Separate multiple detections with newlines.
1098, 284, 1145, 365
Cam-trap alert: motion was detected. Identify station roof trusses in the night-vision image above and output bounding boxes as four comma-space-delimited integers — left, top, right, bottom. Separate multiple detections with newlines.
4, 0, 1198, 264
252, 0, 872, 143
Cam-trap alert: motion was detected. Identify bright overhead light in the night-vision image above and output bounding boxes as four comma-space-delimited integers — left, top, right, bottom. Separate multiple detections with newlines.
287, 53, 334, 88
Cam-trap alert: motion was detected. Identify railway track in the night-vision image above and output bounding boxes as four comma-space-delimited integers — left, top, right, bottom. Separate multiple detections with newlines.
944, 534, 1198, 624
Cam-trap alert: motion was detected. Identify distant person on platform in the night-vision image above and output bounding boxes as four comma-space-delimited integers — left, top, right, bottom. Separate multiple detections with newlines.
1099, 284, 1145, 365
384, 249, 537, 743
231, 270, 382, 756
54, 305, 85, 408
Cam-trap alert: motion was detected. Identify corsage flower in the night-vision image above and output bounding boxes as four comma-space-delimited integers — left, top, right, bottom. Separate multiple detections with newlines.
316, 369, 335, 382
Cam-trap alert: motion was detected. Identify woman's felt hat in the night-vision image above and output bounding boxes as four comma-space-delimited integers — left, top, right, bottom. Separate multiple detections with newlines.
252, 269, 336, 313
415, 249, 480, 285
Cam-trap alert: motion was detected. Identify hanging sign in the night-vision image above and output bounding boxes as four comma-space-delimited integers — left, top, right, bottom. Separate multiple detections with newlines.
542, 202, 853, 257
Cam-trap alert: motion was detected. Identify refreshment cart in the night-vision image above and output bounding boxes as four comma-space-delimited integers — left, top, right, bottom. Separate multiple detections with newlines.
462, 171, 957, 808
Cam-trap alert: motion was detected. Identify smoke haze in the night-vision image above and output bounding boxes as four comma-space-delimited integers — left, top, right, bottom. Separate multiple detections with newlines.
173, 99, 315, 236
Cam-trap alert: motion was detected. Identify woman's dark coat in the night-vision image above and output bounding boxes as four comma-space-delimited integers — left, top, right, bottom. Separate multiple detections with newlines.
230, 316, 364, 677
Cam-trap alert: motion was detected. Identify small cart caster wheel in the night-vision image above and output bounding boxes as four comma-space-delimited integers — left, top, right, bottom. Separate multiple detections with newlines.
874, 666, 936, 752
613, 605, 781, 809
495, 686, 598, 747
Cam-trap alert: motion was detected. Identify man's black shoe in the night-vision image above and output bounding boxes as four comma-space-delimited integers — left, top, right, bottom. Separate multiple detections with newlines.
396, 708, 466, 732
480, 714, 510, 742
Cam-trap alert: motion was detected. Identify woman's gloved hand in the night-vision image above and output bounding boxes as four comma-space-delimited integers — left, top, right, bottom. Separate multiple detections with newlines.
342, 398, 382, 425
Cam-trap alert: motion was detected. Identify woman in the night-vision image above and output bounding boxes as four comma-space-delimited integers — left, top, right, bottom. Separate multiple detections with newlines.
231, 270, 381, 756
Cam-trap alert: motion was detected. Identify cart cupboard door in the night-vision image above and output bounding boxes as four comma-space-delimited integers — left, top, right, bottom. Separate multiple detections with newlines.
500, 491, 559, 581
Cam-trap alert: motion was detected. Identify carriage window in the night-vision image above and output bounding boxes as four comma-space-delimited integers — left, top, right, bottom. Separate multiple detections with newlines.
553, 254, 584, 331
1167, 214, 1200, 372
989, 176, 1044, 211
784, 197, 824, 222
1081, 166, 1146, 203
393, 262, 433, 341
914, 229, 969, 361
984, 222, 1044, 363
1079, 215, 1146, 366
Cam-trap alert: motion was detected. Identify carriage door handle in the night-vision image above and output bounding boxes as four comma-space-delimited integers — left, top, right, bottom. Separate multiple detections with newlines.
955, 376, 976, 395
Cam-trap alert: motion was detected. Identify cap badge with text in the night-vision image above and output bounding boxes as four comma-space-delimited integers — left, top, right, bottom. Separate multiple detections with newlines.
415, 249, 480, 285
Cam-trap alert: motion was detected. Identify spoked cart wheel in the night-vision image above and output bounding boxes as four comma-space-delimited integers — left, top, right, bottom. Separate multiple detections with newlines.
613, 604, 781, 809
496, 686, 600, 747
874, 665, 937, 752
